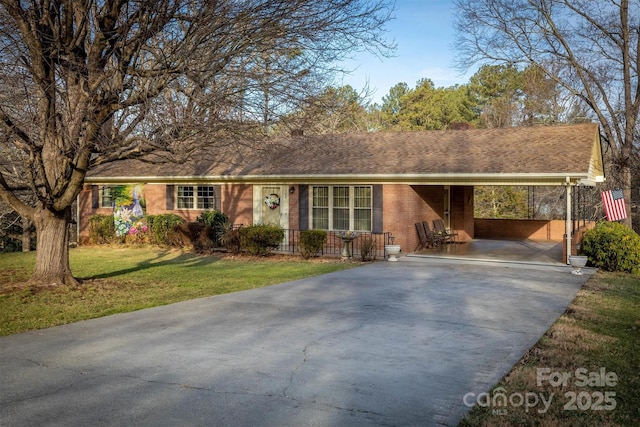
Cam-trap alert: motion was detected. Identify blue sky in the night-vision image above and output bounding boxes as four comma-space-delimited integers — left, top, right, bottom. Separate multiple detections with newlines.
336, 0, 477, 105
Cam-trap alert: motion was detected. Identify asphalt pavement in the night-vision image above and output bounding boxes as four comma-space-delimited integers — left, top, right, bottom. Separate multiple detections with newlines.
0, 256, 594, 426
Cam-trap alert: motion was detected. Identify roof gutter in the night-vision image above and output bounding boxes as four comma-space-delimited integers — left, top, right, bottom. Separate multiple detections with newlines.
85, 172, 591, 186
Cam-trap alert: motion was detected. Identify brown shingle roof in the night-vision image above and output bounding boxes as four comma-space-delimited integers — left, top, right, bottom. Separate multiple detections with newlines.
88, 123, 602, 184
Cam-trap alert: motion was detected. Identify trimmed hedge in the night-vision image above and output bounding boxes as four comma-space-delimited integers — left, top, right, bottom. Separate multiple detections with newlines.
238, 224, 285, 256
299, 230, 327, 259
147, 214, 185, 246
581, 222, 640, 274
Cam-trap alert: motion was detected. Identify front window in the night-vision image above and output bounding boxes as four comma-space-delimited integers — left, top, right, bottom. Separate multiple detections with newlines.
197, 186, 216, 209
177, 186, 194, 209
176, 185, 217, 210
100, 186, 114, 208
311, 185, 372, 231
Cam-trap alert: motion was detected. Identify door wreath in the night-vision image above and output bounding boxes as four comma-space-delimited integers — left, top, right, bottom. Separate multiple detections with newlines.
264, 193, 280, 210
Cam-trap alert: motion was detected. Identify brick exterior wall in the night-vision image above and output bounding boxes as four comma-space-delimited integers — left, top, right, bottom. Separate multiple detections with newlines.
78, 183, 254, 242
382, 184, 474, 251
221, 184, 254, 226
79, 182, 475, 250
288, 185, 300, 231
474, 218, 568, 241
474, 218, 596, 247
451, 186, 475, 242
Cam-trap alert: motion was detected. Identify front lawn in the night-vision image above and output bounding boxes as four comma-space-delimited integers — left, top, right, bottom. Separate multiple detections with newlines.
0, 246, 355, 336
459, 271, 640, 427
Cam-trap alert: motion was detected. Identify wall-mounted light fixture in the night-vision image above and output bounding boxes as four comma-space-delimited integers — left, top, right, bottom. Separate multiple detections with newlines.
289, 186, 295, 194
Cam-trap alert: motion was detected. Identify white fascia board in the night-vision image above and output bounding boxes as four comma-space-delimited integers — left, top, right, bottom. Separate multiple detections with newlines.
85, 172, 589, 186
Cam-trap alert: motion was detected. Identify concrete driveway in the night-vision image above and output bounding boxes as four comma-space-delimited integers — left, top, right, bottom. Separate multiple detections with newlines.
0, 257, 593, 427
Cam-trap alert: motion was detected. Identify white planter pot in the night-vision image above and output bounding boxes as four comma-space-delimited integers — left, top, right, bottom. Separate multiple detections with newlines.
568, 255, 588, 275
385, 245, 401, 262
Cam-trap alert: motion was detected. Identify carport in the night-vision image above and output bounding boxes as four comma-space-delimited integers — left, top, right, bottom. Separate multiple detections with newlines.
403, 124, 606, 263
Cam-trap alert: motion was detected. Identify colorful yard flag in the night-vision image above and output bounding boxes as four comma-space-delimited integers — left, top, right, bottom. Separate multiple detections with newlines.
601, 189, 627, 221
113, 184, 148, 236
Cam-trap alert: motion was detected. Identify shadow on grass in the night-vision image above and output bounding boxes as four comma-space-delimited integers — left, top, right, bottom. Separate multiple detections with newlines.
76, 250, 221, 281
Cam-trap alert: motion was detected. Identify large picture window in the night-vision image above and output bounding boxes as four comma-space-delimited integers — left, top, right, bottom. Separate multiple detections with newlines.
311, 185, 372, 231
177, 185, 217, 210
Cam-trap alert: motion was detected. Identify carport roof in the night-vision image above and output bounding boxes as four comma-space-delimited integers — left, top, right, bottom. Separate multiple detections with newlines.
87, 123, 604, 186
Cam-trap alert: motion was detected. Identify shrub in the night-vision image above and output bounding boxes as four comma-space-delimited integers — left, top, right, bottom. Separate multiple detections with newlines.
88, 214, 117, 244
238, 224, 285, 256
172, 221, 216, 252
581, 222, 640, 274
359, 235, 377, 262
196, 210, 228, 246
299, 230, 327, 259
220, 222, 242, 254
147, 214, 185, 245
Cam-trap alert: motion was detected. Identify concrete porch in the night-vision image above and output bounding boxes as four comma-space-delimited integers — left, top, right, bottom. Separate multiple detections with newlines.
411, 239, 565, 265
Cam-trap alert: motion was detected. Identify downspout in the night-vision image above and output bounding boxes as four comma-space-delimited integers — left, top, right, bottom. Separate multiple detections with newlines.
76, 193, 81, 246
565, 177, 572, 264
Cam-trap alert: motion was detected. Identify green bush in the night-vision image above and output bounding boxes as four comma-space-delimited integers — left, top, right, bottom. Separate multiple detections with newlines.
299, 230, 327, 259
147, 214, 185, 245
197, 210, 228, 228
196, 210, 228, 245
238, 224, 285, 256
88, 215, 117, 244
172, 221, 216, 252
581, 222, 640, 274
220, 222, 242, 254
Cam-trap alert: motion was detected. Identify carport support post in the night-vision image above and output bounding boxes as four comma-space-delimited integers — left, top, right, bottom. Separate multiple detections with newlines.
565, 182, 572, 265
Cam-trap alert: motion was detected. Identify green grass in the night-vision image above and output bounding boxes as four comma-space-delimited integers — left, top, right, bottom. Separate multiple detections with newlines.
459, 271, 640, 427
0, 246, 355, 336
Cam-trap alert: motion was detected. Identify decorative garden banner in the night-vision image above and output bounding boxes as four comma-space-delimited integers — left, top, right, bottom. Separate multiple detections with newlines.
112, 184, 148, 237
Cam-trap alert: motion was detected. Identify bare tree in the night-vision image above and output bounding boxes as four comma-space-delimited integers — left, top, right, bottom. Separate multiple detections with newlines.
282, 85, 374, 134
0, 0, 394, 286
454, 0, 640, 227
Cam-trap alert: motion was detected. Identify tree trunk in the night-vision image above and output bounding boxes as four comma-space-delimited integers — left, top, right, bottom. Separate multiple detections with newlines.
21, 217, 32, 252
622, 165, 633, 229
30, 206, 78, 286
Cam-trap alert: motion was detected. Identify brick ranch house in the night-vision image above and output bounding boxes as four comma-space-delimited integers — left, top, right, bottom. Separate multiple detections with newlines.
79, 123, 605, 261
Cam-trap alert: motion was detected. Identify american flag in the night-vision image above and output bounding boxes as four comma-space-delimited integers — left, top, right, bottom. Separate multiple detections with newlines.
601, 189, 627, 221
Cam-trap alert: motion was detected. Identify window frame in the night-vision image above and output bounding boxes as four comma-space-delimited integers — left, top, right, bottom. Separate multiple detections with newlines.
176, 185, 217, 210
309, 185, 373, 231
99, 186, 114, 208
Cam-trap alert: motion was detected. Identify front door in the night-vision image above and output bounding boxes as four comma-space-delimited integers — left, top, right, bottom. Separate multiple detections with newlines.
254, 185, 289, 229
262, 186, 282, 225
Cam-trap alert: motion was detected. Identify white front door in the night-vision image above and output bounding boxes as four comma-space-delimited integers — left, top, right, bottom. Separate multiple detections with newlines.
253, 185, 289, 229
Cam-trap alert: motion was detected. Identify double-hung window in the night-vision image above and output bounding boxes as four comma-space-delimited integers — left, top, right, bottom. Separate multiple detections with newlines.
100, 186, 114, 208
311, 185, 372, 231
176, 185, 216, 210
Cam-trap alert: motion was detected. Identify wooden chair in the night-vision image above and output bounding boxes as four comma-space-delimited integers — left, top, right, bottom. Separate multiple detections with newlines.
433, 219, 459, 243
415, 222, 429, 251
415, 222, 443, 251
422, 221, 445, 247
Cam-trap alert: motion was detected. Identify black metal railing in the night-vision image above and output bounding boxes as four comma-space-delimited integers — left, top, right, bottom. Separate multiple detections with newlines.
275, 230, 394, 259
